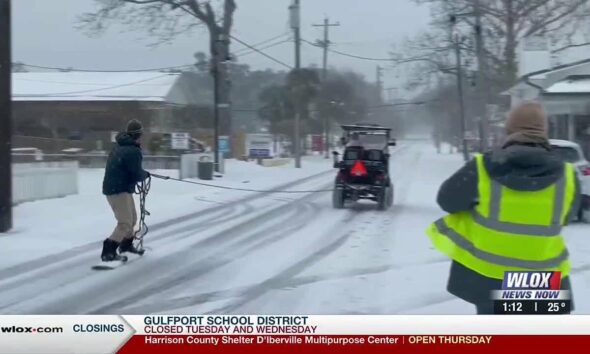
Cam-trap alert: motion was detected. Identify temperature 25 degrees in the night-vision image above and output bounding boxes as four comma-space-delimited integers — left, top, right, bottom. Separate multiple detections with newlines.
534, 300, 571, 314
546, 301, 568, 313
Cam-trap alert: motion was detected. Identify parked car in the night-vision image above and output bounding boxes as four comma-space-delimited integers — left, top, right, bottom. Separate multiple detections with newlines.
549, 139, 590, 222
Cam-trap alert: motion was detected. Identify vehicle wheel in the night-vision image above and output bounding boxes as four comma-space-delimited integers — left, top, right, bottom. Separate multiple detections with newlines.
387, 184, 394, 208
333, 187, 345, 209
377, 187, 388, 211
579, 207, 590, 223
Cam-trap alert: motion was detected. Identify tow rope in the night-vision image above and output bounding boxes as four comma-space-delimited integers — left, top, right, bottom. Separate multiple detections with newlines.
149, 173, 333, 194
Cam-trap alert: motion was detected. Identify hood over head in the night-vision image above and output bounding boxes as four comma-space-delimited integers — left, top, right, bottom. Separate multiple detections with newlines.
503, 102, 549, 147
115, 132, 139, 147
485, 143, 564, 191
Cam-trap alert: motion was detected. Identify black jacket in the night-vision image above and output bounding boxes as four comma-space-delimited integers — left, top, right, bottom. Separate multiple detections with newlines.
102, 133, 149, 195
437, 143, 580, 305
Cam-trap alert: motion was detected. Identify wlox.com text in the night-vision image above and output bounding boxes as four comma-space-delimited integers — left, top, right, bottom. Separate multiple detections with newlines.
1, 326, 63, 334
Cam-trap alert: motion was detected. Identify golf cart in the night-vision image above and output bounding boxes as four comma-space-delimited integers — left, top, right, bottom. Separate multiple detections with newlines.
332, 124, 396, 210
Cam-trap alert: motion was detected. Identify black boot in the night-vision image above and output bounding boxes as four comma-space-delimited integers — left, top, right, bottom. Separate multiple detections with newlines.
119, 238, 143, 255
101, 239, 125, 262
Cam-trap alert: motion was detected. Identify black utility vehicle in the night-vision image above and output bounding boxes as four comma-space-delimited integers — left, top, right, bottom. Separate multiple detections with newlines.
332, 124, 396, 210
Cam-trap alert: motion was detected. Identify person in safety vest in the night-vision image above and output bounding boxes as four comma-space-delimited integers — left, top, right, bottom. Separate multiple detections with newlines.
427, 102, 581, 314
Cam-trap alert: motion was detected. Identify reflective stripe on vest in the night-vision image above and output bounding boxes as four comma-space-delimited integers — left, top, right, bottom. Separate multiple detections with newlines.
433, 219, 569, 269
426, 154, 575, 279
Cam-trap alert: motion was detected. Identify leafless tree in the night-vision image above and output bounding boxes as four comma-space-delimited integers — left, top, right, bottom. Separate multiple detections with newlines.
80, 0, 237, 133
395, 0, 589, 92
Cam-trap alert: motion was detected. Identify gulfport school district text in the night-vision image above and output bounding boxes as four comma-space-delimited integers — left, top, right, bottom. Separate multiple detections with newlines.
143, 316, 317, 334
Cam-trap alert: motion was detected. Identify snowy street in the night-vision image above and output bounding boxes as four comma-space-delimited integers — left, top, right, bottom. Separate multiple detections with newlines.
1, 141, 590, 315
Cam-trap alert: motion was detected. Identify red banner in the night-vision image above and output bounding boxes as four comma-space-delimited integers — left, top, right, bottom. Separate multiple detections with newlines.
118, 335, 590, 354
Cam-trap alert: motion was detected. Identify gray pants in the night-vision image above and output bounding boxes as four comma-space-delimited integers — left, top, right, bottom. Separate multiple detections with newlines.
106, 193, 137, 243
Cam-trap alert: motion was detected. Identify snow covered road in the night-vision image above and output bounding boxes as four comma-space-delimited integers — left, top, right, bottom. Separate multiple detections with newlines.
2, 142, 590, 315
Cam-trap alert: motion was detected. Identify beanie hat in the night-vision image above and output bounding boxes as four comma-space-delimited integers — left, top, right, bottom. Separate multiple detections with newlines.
503, 102, 549, 146
126, 119, 143, 138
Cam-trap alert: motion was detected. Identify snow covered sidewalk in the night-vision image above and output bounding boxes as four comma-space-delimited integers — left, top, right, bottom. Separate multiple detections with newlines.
0, 156, 332, 269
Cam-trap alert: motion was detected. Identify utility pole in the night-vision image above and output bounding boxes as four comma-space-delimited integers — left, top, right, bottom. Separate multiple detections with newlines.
0, 0, 12, 233
313, 17, 340, 159
376, 65, 384, 103
451, 17, 469, 163
473, 0, 490, 152
212, 34, 228, 173
290, 0, 302, 168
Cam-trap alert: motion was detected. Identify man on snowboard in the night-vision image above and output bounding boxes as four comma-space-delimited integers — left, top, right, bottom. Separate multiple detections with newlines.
101, 119, 150, 261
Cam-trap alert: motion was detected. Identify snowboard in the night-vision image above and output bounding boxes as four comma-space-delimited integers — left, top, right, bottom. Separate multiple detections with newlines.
91, 251, 144, 270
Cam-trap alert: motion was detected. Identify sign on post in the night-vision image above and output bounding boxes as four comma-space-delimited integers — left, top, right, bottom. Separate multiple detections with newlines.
171, 132, 190, 150
247, 134, 273, 158
218, 136, 230, 157
311, 135, 324, 152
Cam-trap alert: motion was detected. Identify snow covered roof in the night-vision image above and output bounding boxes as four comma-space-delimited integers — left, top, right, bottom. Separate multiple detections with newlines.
12, 72, 185, 103
545, 75, 590, 94
523, 58, 590, 81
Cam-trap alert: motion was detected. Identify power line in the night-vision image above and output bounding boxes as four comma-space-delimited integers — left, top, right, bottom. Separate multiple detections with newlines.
302, 39, 394, 62
18, 63, 194, 73
234, 39, 292, 58
233, 32, 290, 55
370, 99, 440, 110
18, 35, 294, 74
230, 35, 293, 69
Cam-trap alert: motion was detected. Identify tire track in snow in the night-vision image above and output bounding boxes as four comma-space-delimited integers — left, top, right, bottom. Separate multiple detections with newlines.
0, 204, 249, 293
120, 255, 450, 315
0, 170, 333, 282
88, 191, 330, 314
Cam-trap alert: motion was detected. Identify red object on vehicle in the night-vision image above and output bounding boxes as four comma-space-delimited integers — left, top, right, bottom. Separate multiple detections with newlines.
582, 166, 590, 176
350, 160, 368, 177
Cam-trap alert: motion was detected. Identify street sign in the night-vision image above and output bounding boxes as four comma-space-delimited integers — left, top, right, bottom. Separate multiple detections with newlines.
247, 134, 273, 158
171, 132, 190, 150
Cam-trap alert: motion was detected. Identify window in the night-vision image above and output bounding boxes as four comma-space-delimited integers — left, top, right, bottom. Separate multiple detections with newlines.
344, 149, 362, 160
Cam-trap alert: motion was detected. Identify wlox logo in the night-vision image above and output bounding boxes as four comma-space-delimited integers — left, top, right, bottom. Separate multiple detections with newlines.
502, 271, 562, 290
1, 326, 63, 334
493, 271, 566, 300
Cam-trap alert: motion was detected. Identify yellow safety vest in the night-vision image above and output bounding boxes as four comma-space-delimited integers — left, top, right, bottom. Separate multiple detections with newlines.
426, 153, 576, 280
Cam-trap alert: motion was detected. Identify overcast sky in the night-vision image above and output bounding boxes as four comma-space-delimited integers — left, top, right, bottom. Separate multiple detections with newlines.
13, 0, 432, 92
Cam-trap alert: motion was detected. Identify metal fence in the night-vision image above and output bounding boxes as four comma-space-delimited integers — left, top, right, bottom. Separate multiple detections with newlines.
11, 153, 181, 205
12, 153, 181, 170
13, 161, 79, 205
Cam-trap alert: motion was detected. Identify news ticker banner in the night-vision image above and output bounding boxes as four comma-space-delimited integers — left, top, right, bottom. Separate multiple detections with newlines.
2, 315, 590, 353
